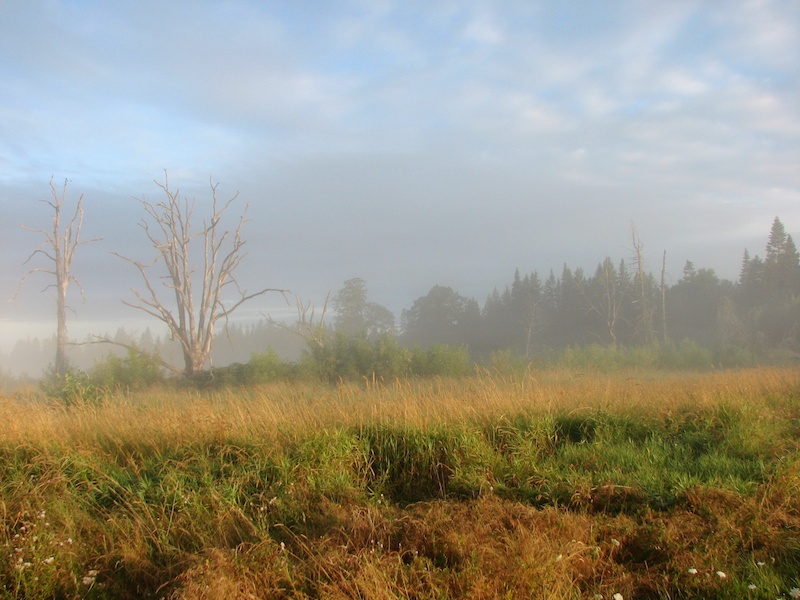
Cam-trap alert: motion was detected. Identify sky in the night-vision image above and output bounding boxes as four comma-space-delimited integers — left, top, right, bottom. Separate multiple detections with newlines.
1, 0, 799, 352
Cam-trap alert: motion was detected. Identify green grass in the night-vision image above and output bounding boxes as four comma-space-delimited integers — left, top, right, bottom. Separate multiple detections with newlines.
1, 368, 800, 598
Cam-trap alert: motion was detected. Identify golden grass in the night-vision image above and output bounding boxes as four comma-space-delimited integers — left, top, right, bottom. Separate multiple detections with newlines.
2, 366, 798, 451
2, 366, 800, 598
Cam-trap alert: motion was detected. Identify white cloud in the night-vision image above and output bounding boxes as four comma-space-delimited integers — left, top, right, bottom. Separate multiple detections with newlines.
462, 12, 504, 44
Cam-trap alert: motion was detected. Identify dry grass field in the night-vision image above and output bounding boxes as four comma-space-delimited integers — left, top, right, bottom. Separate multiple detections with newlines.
2, 367, 799, 598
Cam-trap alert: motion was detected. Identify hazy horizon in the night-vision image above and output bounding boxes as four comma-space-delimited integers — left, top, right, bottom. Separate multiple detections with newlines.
2, 1, 798, 355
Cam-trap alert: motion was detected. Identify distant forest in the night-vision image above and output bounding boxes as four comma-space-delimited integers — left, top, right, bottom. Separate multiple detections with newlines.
3, 217, 799, 380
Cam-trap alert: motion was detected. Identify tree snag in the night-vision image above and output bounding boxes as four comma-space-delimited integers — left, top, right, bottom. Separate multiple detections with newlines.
17, 178, 100, 378
115, 172, 284, 376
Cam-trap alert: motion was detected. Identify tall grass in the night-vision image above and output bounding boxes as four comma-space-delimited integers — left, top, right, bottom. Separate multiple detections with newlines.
1, 367, 799, 598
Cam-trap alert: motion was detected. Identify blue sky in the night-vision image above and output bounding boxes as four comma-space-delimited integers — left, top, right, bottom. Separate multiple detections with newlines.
1, 0, 799, 349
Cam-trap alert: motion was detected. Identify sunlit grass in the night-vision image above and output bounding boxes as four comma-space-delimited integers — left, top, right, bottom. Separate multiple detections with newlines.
1, 367, 799, 598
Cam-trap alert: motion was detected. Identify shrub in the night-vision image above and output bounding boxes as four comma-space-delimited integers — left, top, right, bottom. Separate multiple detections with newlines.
184, 350, 295, 388
90, 347, 164, 390
410, 344, 472, 377
485, 349, 530, 375
41, 367, 108, 406
300, 333, 414, 382
370, 335, 412, 380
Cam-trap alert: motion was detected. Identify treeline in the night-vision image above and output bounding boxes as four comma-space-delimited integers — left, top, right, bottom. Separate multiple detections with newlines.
4, 218, 798, 389
337, 217, 799, 370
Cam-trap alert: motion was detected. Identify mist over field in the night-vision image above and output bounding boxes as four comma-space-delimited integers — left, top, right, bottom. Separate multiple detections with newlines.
1, 1, 798, 378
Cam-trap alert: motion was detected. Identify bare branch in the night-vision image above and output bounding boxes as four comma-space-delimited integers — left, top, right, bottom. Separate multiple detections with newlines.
264, 291, 330, 347
83, 336, 183, 374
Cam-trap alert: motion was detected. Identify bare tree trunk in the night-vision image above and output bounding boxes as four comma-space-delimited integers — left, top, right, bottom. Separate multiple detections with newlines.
56, 276, 69, 376
18, 179, 99, 378
631, 224, 654, 344
661, 249, 668, 343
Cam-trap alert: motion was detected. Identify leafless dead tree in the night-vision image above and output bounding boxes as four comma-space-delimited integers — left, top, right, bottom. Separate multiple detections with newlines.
17, 178, 101, 378
630, 224, 655, 344
575, 256, 627, 347
264, 291, 330, 348
660, 249, 668, 343
114, 172, 284, 376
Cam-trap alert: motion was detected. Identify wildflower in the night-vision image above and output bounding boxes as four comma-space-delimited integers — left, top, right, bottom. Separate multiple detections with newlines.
716, 571, 726, 579
82, 569, 99, 586
757, 561, 766, 567
687, 568, 698, 574
611, 538, 620, 546
43, 556, 54, 565
613, 594, 624, 600
789, 588, 800, 599
748, 584, 757, 590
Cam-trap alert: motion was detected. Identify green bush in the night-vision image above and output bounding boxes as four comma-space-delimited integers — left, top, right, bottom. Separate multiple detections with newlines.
371, 334, 412, 380
247, 349, 294, 382
485, 349, 530, 375
41, 367, 109, 406
186, 350, 295, 387
90, 347, 164, 390
555, 341, 716, 371
410, 344, 472, 377
300, 333, 414, 382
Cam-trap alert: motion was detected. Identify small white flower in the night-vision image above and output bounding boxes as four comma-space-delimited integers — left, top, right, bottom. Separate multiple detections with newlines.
611, 538, 620, 546
82, 576, 95, 586
716, 571, 726, 579
748, 584, 757, 590
593, 595, 603, 599
757, 561, 766, 567
43, 556, 54, 565
687, 568, 698, 574
789, 588, 800, 599
613, 594, 624, 600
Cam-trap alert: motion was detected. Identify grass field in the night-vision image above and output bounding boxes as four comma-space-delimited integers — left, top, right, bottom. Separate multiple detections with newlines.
2, 367, 800, 598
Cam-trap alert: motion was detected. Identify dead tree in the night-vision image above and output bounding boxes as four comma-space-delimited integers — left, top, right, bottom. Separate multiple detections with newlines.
576, 256, 627, 347
17, 178, 100, 378
660, 249, 668, 343
115, 173, 284, 376
264, 291, 330, 348
630, 224, 655, 344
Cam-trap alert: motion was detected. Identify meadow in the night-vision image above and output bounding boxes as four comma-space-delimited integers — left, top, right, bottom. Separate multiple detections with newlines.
1, 367, 799, 599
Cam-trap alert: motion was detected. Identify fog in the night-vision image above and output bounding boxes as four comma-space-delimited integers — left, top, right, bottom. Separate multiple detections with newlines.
1, 1, 798, 375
